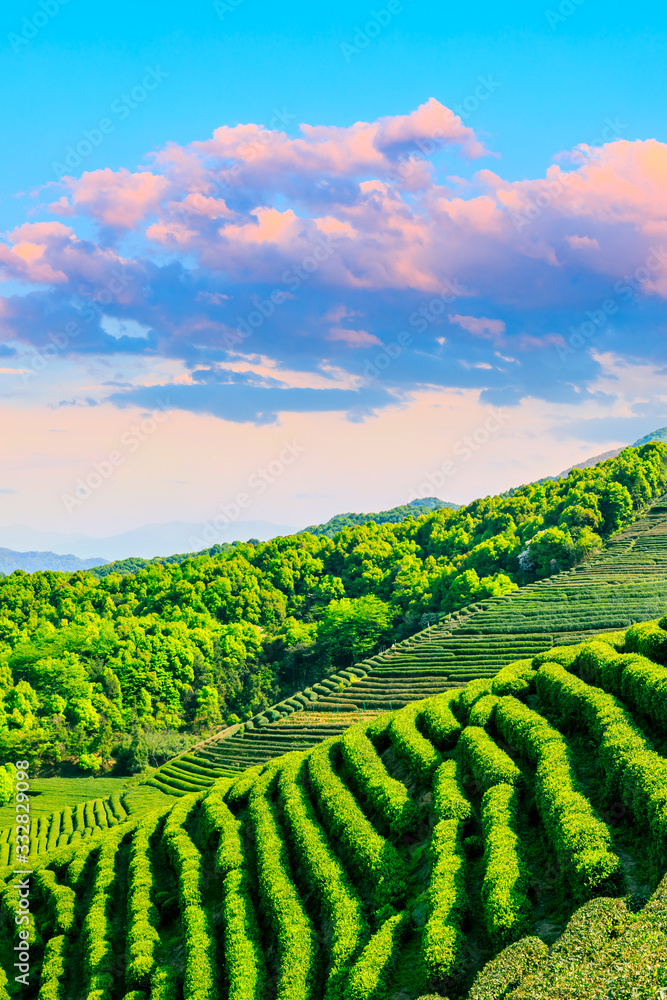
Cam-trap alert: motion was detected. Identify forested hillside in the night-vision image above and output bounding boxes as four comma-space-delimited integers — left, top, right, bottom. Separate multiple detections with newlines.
0, 444, 664, 773
4, 623, 667, 998
301, 496, 458, 538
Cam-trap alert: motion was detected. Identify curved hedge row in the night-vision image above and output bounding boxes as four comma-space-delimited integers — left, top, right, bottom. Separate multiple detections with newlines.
495, 696, 623, 896
341, 726, 418, 837
307, 740, 406, 905
278, 753, 368, 1000
248, 770, 316, 1000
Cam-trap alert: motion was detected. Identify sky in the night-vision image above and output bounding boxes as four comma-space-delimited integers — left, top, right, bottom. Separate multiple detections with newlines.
1, 0, 667, 542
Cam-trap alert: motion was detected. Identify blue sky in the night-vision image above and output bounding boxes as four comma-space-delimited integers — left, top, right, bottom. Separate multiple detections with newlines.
0, 0, 666, 540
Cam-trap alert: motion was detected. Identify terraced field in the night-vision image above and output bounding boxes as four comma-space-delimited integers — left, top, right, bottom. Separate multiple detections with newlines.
150, 496, 667, 789
0, 784, 172, 863
4, 621, 667, 998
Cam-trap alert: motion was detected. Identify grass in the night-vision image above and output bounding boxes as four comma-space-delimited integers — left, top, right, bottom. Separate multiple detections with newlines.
4, 622, 667, 997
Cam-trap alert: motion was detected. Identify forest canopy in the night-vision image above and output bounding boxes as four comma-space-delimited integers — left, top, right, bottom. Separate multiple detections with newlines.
0, 443, 664, 771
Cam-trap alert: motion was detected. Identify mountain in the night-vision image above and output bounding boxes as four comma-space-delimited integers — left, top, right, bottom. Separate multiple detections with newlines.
0, 519, 299, 562
633, 425, 667, 446
553, 426, 667, 479
0, 547, 107, 575
301, 496, 460, 538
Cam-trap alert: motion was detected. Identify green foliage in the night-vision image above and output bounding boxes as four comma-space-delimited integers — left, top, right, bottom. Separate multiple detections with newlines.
421, 691, 462, 749
201, 785, 267, 999
459, 726, 522, 793
421, 818, 467, 981
626, 618, 667, 664
318, 595, 393, 663
36, 934, 67, 1000
33, 867, 76, 933
126, 810, 166, 987
308, 739, 406, 905
162, 793, 217, 1000
432, 759, 473, 823
343, 910, 410, 1000
80, 823, 133, 1000
7, 617, 667, 996
480, 784, 532, 947
0, 764, 13, 807
535, 662, 667, 848
302, 497, 454, 538
466, 936, 549, 999
279, 753, 367, 1000
388, 703, 442, 785
0, 443, 663, 769
249, 770, 316, 1000
490, 659, 535, 698
495, 696, 623, 896
341, 724, 418, 837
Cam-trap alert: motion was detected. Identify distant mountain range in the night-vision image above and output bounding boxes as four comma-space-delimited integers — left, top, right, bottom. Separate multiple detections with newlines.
0, 519, 298, 568
1, 428, 666, 575
0, 548, 106, 575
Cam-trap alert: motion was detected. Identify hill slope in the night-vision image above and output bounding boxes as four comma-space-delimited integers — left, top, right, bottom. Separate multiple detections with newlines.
154, 492, 667, 786
1, 441, 665, 772
3, 623, 667, 998
301, 496, 460, 538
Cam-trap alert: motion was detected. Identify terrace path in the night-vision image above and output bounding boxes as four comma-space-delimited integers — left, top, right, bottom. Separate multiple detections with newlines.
147, 496, 667, 793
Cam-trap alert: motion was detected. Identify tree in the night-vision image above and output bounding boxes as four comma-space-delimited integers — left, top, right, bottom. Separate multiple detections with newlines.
318, 595, 392, 663
599, 482, 633, 535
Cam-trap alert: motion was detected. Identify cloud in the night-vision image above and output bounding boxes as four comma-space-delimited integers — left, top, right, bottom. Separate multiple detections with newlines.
449, 314, 506, 337
1, 104, 667, 423
0, 488, 15, 495
326, 327, 383, 348
566, 235, 600, 251
107, 381, 397, 425
51, 168, 171, 229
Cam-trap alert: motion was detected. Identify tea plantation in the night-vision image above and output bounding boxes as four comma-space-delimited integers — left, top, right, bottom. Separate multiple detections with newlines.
3, 621, 667, 998
148, 495, 667, 791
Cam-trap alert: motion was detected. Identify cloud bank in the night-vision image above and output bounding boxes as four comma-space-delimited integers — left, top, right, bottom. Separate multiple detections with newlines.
1, 98, 666, 423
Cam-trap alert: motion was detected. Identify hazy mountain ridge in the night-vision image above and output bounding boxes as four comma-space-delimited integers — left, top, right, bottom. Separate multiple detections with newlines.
552, 427, 667, 479
0, 548, 107, 575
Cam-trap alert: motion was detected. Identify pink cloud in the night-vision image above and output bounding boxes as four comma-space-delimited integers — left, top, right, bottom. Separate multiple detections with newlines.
449, 314, 506, 337
52, 168, 170, 229
326, 327, 382, 348
4, 108, 666, 314
566, 234, 600, 250
374, 97, 488, 159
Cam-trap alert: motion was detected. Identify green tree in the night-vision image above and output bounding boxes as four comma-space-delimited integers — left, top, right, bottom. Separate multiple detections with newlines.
318, 595, 392, 664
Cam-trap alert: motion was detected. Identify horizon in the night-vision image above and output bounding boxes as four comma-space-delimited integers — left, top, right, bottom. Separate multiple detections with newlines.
1, 0, 667, 539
